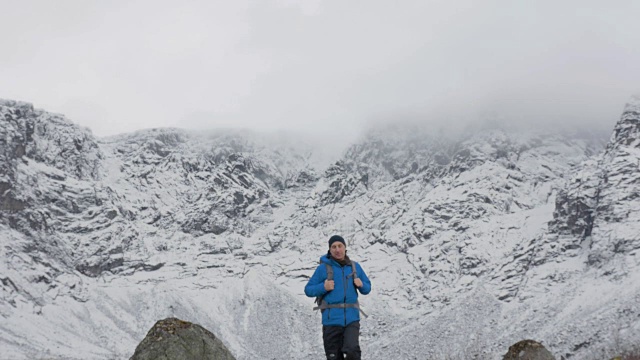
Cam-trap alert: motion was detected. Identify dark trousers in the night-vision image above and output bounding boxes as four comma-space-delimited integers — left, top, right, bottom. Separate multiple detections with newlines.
322, 321, 361, 360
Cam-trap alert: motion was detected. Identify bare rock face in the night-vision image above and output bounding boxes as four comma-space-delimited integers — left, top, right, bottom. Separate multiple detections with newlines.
130, 318, 236, 360
503, 340, 555, 360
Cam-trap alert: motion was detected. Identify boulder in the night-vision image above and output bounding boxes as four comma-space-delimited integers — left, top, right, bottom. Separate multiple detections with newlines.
503, 339, 555, 360
130, 317, 235, 360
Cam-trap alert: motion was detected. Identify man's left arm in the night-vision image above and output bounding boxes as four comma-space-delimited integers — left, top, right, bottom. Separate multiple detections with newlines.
355, 263, 371, 295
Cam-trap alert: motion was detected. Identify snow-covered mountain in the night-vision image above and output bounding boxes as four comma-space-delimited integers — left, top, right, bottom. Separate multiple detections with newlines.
0, 97, 638, 359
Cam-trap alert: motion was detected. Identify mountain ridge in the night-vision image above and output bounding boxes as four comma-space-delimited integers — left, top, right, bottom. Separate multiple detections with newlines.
1, 97, 638, 359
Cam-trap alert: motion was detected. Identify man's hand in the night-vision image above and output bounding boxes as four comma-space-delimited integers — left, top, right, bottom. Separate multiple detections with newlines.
354, 278, 363, 288
324, 280, 335, 291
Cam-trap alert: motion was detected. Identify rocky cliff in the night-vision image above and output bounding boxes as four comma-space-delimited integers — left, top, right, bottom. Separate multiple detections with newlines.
1, 97, 638, 359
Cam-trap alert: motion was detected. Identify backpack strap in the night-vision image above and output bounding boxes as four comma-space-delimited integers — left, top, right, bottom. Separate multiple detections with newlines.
347, 261, 358, 279
313, 300, 369, 318
313, 262, 333, 309
324, 262, 333, 281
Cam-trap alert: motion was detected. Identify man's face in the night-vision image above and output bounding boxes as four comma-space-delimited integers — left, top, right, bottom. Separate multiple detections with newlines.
330, 241, 346, 261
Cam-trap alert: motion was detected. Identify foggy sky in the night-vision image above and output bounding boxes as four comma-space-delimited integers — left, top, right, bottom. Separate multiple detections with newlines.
1, 0, 639, 140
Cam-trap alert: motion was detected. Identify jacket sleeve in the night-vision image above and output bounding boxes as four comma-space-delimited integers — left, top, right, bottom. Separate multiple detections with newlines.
356, 263, 371, 295
304, 264, 327, 298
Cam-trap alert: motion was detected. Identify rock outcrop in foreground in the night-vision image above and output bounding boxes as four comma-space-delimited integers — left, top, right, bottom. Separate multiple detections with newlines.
503, 339, 555, 360
130, 318, 236, 360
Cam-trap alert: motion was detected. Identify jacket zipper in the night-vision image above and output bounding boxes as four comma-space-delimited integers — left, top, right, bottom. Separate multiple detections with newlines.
342, 265, 347, 327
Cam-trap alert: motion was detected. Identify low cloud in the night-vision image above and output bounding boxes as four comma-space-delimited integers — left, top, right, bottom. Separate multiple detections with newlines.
0, 0, 637, 139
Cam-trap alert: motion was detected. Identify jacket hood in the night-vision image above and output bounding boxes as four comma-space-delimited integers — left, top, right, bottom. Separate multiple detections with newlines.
320, 254, 332, 264
320, 253, 351, 266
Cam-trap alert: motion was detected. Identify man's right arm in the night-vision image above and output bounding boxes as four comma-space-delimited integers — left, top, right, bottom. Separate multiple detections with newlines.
304, 265, 327, 298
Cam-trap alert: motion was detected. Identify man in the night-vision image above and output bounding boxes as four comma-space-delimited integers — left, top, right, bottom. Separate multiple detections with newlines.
304, 235, 372, 360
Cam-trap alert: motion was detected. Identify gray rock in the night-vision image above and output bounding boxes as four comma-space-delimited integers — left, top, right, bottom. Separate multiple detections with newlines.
130, 317, 236, 360
503, 339, 555, 360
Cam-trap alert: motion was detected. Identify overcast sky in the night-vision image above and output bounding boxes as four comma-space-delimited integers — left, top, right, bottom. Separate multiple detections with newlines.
1, 0, 639, 139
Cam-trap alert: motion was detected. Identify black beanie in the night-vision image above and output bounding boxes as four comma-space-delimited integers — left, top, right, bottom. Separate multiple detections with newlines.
328, 235, 346, 248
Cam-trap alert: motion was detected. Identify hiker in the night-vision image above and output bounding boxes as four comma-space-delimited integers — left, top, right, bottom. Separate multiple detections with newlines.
304, 235, 372, 360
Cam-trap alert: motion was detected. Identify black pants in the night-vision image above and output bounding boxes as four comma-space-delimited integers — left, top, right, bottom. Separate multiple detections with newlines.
322, 321, 361, 360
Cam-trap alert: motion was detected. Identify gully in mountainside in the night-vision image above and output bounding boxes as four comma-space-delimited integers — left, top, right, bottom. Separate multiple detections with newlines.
304, 235, 372, 360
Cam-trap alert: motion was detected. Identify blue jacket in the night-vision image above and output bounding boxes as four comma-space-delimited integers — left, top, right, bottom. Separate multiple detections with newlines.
304, 254, 372, 326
